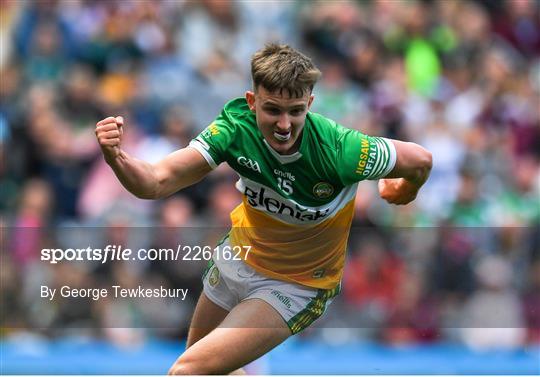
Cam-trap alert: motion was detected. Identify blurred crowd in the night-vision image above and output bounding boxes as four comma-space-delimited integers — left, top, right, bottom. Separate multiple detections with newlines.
1, 0, 539, 349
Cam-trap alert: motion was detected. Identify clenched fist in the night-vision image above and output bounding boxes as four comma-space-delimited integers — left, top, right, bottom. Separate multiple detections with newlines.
378, 178, 419, 205
95, 116, 124, 161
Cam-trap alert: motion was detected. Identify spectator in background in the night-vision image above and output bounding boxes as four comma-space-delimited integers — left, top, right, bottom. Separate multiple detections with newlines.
382, 270, 440, 344
460, 255, 526, 350
0, 0, 22, 68
343, 235, 404, 326
448, 170, 487, 226
522, 259, 540, 344
311, 60, 366, 127
23, 21, 67, 83
148, 195, 204, 301
431, 228, 475, 331
493, 0, 540, 58
204, 178, 242, 228
60, 65, 105, 130
7, 179, 57, 333
10, 179, 53, 265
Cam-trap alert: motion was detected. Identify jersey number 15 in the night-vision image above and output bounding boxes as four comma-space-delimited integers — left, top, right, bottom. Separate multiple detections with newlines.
277, 177, 293, 195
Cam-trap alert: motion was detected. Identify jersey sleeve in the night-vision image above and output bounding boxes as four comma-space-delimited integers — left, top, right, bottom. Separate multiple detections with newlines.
336, 127, 397, 185
188, 111, 235, 169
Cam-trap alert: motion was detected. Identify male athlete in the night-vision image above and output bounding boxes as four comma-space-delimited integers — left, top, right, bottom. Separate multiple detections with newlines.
95, 44, 432, 374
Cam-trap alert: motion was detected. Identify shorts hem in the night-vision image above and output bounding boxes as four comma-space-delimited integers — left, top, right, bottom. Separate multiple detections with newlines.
203, 288, 233, 312
240, 295, 294, 335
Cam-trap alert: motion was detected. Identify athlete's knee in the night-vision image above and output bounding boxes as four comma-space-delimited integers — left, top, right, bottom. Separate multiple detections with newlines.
168, 365, 192, 375
168, 359, 199, 375
167, 360, 197, 375
167, 356, 220, 375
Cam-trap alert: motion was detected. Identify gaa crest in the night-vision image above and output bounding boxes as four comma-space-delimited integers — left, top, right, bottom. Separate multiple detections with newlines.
208, 266, 220, 287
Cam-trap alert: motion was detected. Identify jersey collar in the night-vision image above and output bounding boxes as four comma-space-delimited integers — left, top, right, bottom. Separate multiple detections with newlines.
262, 139, 303, 164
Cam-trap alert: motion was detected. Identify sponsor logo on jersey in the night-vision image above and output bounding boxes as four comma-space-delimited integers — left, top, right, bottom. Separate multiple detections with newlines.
355, 138, 377, 176
313, 182, 334, 199
273, 169, 295, 181
237, 156, 261, 173
271, 290, 292, 309
244, 185, 329, 222
201, 123, 220, 139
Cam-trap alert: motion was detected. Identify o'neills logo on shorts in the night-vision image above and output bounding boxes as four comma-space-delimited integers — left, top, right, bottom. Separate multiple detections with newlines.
271, 290, 292, 309
244, 186, 329, 222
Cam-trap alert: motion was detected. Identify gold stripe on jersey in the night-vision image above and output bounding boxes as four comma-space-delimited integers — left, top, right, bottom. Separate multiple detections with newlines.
229, 198, 356, 290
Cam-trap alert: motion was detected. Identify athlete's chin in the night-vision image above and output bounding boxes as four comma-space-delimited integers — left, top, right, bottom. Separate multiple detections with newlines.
268, 140, 296, 155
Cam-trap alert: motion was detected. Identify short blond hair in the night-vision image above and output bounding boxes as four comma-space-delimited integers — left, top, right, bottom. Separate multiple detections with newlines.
251, 43, 321, 98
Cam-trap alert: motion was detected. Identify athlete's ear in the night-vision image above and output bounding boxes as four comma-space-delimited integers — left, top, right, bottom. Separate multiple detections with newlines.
245, 91, 256, 112
307, 94, 315, 110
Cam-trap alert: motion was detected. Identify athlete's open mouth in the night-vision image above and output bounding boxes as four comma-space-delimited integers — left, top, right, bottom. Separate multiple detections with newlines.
273, 131, 291, 141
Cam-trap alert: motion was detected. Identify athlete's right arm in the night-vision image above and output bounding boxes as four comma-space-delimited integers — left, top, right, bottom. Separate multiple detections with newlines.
95, 116, 212, 199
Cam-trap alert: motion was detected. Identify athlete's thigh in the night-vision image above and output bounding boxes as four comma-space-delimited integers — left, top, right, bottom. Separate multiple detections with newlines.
177, 298, 291, 374
186, 292, 229, 348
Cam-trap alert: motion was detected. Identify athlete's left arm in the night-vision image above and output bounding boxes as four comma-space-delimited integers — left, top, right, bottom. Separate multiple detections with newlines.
378, 139, 432, 205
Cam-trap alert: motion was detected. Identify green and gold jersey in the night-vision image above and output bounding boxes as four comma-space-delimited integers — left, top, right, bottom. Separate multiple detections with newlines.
189, 98, 396, 289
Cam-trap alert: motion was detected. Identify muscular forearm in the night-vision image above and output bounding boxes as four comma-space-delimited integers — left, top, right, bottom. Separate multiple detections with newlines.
96, 117, 211, 199
378, 142, 432, 205
105, 150, 161, 199
399, 146, 432, 195
402, 160, 431, 188
105, 147, 212, 199
389, 141, 432, 187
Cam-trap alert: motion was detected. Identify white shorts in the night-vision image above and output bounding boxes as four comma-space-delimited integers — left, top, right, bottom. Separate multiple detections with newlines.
202, 236, 340, 334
